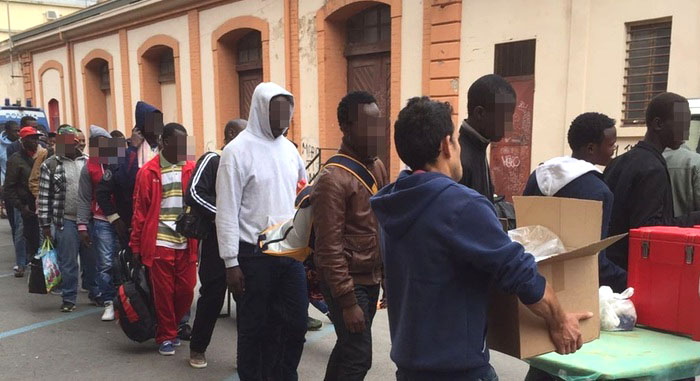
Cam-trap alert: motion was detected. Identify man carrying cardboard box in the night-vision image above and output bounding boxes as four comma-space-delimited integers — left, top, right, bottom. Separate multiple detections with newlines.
370, 97, 592, 380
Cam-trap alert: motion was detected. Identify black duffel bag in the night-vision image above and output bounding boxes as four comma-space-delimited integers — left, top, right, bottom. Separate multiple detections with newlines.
114, 249, 156, 343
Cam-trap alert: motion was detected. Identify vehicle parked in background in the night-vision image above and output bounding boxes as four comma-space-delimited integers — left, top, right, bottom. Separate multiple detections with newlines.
0, 99, 49, 132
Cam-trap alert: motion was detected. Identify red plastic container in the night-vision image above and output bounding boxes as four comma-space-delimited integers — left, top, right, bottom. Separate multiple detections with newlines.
628, 226, 700, 340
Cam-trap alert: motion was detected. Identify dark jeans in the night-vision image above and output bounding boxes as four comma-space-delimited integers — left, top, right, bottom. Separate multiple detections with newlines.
321, 283, 380, 381
22, 213, 40, 264
237, 255, 308, 381
190, 234, 227, 353
397, 365, 498, 381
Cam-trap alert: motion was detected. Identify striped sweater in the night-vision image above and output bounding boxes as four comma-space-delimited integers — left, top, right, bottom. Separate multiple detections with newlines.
156, 154, 187, 249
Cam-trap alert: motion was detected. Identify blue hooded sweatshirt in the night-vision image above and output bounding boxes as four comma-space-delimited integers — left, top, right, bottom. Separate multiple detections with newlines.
370, 171, 545, 375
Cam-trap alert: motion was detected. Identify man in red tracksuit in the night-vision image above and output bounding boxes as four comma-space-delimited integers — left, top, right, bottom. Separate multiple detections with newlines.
130, 122, 197, 356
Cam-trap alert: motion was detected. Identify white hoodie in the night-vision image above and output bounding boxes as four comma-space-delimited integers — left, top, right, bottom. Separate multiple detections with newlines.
216, 82, 307, 267
535, 156, 601, 196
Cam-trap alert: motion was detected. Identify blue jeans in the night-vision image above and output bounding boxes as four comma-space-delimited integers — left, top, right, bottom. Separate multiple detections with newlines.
55, 220, 96, 304
92, 219, 119, 302
12, 207, 27, 268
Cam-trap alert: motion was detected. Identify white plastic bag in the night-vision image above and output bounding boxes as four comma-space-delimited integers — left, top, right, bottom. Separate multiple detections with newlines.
507, 225, 566, 261
599, 286, 637, 331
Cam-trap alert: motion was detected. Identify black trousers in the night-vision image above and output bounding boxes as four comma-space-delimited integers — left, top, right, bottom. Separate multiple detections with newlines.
190, 234, 227, 353
22, 213, 40, 264
321, 283, 380, 381
237, 254, 308, 381
397, 365, 498, 381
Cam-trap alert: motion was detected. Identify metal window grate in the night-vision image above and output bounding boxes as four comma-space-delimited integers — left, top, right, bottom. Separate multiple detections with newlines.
99, 63, 110, 91
159, 50, 175, 84
622, 21, 671, 125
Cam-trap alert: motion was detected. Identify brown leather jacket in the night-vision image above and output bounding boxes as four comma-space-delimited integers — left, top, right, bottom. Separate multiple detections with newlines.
311, 144, 389, 308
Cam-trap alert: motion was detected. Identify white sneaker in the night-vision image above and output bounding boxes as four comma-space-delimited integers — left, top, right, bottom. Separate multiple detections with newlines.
101, 301, 115, 321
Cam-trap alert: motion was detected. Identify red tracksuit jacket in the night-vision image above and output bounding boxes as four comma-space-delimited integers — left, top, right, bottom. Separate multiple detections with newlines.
129, 156, 198, 267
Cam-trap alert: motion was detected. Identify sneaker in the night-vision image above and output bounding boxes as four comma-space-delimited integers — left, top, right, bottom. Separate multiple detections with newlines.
50, 289, 62, 296
159, 341, 175, 356
13, 266, 24, 278
172, 338, 181, 347
101, 301, 115, 321
60, 302, 76, 313
189, 350, 207, 369
307, 316, 323, 331
178, 324, 192, 341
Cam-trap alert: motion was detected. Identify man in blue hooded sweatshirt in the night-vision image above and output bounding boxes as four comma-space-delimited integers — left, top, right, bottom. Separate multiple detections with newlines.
523, 112, 627, 293
370, 97, 591, 380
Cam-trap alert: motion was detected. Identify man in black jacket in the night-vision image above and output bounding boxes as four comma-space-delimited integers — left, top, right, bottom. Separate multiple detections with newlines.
458, 74, 516, 203
605, 92, 700, 270
188, 119, 246, 369
4, 127, 43, 273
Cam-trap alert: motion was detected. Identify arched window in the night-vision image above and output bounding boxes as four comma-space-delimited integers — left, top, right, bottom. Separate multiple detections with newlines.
48, 98, 60, 131
83, 57, 114, 130
141, 45, 178, 123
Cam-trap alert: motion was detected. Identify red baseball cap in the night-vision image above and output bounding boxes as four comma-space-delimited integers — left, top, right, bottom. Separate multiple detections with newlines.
19, 126, 41, 139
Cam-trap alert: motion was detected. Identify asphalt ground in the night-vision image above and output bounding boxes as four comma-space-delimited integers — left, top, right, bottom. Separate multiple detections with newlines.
0, 220, 531, 380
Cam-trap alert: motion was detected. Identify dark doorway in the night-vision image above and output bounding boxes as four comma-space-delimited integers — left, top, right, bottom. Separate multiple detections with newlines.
48, 98, 59, 132
236, 31, 263, 120
345, 4, 391, 167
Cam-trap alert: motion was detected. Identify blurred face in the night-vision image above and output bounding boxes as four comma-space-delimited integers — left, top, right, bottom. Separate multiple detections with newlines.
344, 102, 384, 161
55, 133, 78, 158
162, 129, 189, 163
144, 112, 164, 146
484, 95, 516, 142
22, 135, 39, 153
269, 96, 291, 138
651, 101, 691, 150
89, 136, 124, 164
6, 124, 19, 141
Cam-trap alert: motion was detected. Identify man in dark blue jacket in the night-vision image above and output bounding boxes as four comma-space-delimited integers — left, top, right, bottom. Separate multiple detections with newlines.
523, 112, 627, 293
370, 97, 591, 380
96, 101, 162, 246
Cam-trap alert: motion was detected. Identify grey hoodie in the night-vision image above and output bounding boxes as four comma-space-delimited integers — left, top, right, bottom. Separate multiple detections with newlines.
215, 82, 307, 267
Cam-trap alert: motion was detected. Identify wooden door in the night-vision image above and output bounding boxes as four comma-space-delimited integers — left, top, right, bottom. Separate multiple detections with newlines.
48, 98, 59, 132
238, 69, 262, 120
489, 76, 535, 200
347, 52, 391, 167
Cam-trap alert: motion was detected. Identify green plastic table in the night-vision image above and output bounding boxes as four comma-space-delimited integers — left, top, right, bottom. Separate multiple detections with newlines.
528, 328, 700, 380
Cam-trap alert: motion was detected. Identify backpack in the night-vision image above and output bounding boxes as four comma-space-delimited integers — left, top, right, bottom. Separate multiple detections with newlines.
113, 249, 156, 343
257, 154, 378, 262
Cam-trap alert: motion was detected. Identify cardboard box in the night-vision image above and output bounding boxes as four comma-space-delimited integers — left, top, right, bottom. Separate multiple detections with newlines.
487, 196, 626, 359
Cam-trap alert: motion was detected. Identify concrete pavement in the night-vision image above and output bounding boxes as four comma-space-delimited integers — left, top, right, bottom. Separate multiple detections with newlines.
0, 221, 530, 380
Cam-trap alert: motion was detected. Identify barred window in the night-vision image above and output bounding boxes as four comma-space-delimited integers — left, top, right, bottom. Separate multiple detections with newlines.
622, 20, 671, 125
99, 62, 110, 91
158, 50, 175, 84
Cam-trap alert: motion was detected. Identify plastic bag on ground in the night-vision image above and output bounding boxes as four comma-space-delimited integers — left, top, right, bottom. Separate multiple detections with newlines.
507, 225, 566, 261
599, 286, 637, 331
35, 238, 61, 293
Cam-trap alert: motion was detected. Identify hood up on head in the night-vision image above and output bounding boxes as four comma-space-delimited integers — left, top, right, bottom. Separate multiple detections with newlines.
371, 171, 455, 238
134, 101, 161, 130
535, 156, 601, 196
246, 82, 294, 141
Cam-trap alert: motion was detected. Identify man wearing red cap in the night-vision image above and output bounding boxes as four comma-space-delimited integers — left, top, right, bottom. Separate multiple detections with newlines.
4, 127, 43, 274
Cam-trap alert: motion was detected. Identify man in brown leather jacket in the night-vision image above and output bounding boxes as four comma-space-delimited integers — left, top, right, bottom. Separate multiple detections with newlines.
311, 91, 389, 380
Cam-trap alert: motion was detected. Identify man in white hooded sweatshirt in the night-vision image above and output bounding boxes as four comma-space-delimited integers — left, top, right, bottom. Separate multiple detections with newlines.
216, 82, 308, 380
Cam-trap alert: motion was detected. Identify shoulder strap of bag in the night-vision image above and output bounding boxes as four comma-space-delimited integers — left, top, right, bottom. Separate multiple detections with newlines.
324, 154, 378, 195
